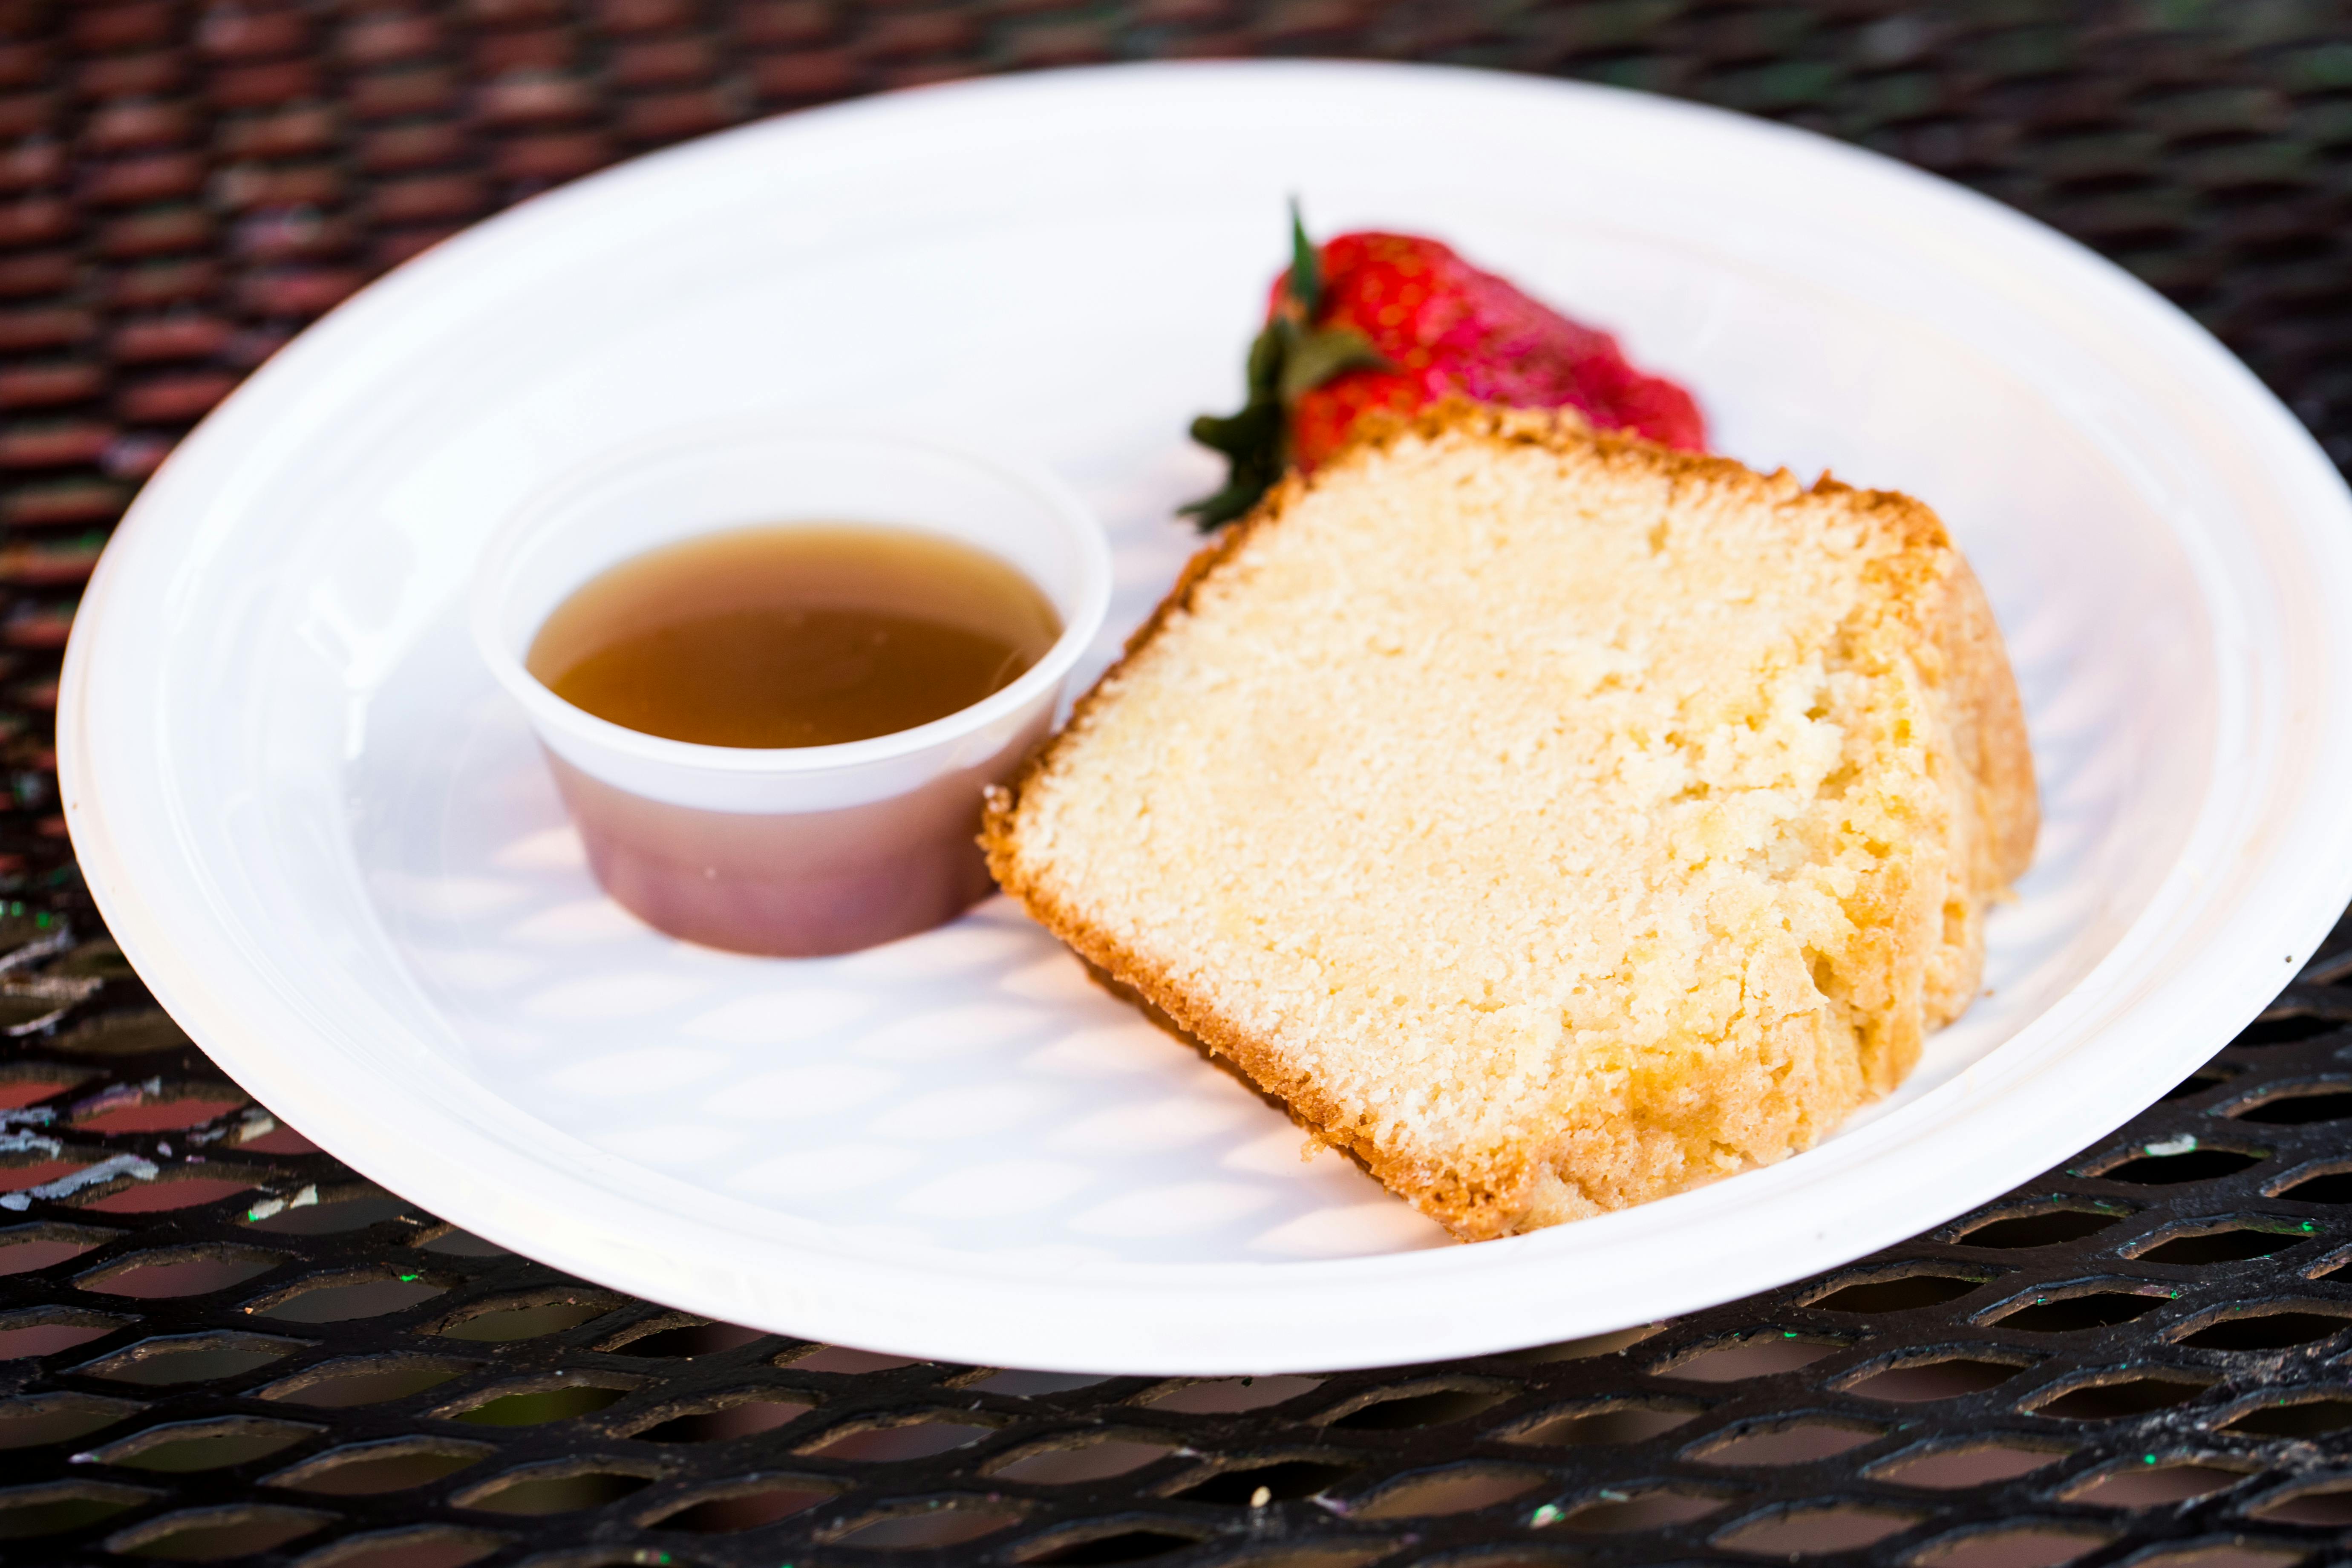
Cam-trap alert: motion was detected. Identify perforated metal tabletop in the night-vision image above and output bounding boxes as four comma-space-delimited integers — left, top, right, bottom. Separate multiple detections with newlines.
7, 3, 2352, 1565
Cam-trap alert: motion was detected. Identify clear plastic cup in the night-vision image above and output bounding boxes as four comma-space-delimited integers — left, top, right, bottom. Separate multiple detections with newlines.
470, 424, 1111, 957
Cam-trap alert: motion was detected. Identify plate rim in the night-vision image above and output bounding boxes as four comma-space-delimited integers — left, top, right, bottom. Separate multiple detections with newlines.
58, 58, 2352, 1373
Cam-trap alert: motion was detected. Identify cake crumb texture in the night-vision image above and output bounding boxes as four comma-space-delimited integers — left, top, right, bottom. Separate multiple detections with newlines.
985, 404, 2036, 1241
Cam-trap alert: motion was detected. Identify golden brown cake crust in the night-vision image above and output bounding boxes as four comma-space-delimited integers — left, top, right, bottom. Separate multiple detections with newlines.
983, 401, 2038, 1241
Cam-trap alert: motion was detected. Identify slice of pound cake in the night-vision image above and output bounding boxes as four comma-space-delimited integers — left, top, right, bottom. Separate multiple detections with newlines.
983, 403, 2036, 1241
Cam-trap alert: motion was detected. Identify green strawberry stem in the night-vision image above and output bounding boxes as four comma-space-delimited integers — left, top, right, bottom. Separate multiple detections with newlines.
1182, 201, 1388, 530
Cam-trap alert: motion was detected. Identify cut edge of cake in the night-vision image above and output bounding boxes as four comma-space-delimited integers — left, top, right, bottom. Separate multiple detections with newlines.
982, 401, 2038, 1241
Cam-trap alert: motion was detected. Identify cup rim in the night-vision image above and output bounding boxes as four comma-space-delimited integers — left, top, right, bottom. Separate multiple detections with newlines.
469, 420, 1114, 776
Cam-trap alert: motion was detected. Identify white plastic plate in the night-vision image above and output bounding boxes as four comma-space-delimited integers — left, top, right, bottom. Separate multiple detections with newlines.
61, 62, 2352, 1374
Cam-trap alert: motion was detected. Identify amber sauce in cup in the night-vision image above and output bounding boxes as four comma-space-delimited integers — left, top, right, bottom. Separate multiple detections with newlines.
524, 523, 1063, 956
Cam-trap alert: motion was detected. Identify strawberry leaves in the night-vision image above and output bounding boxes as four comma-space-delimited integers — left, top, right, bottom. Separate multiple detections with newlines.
1182, 319, 1291, 530
1182, 202, 1389, 529
1279, 320, 1386, 404
1286, 198, 1324, 317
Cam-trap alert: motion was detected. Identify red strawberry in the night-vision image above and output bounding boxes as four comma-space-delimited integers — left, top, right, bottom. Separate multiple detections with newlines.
1187, 208, 1706, 526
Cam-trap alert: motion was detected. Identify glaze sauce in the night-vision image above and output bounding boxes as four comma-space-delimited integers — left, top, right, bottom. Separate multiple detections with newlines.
528, 524, 1061, 748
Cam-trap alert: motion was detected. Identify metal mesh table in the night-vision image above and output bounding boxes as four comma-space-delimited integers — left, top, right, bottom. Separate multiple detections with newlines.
7, 2, 2352, 1564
